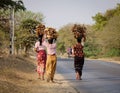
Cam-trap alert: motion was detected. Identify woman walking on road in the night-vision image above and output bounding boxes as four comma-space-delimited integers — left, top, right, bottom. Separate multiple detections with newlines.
43, 27, 58, 83
34, 24, 47, 80
72, 24, 86, 80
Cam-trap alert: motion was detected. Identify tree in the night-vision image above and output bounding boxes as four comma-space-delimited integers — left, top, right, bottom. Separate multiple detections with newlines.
92, 13, 107, 31
0, 0, 26, 54
15, 11, 44, 26
0, 0, 26, 11
57, 24, 76, 54
16, 19, 39, 55
57, 42, 65, 55
83, 25, 101, 57
98, 15, 120, 56
92, 3, 120, 31
113, 3, 120, 16
91, 3, 120, 57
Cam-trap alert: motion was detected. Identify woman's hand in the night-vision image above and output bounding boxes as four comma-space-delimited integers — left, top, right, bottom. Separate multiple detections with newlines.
34, 48, 39, 53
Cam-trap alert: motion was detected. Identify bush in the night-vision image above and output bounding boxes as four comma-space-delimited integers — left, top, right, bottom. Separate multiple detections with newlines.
106, 48, 120, 57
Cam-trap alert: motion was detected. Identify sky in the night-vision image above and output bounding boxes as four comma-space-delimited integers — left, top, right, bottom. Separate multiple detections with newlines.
22, 0, 120, 29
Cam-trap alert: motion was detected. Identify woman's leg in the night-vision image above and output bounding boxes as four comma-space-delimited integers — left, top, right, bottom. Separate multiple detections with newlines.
46, 55, 52, 82
75, 71, 81, 80
51, 55, 57, 82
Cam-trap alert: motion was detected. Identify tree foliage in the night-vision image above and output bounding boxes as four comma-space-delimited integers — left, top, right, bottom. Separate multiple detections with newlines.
91, 3, 120, 57
92, 13, 107, 31
0, 0, 26, 11
97, 15, 120, 56
15, 11, 44, 25
57, 24, 76, 54
0, 10, 10, 54
92, 3, 120, 31
57, 3, 120, 57
16, 19, 39, 54
0, 3, 44, 55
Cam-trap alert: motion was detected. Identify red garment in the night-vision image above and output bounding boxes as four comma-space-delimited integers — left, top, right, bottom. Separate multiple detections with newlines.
73, 43, 84, 57
37, 50, 47, 75
73, 43, 84, 77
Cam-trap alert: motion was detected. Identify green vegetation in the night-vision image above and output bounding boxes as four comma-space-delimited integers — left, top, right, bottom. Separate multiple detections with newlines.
0, 1, 120, 58
0, 1, 44, 55
16, 19, 39, 55
57, 4, 120, 58
0, 0, 25, 11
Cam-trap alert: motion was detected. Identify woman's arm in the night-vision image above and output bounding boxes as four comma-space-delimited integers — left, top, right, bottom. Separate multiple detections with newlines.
34, 42, 39, 53
34, 48, 38, 53
71, 47, 75, 57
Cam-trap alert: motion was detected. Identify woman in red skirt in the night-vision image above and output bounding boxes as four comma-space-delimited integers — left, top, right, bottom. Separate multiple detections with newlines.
34, 24, 47, 80
35, 34, 47, 80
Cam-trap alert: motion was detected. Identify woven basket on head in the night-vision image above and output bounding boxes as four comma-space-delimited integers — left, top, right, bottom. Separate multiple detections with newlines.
36, 24, 45, 37
44, 27, 58, 39
72, 24, 86, 41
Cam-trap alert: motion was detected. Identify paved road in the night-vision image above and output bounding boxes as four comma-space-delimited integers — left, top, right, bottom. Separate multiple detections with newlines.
56, 58, 120, 93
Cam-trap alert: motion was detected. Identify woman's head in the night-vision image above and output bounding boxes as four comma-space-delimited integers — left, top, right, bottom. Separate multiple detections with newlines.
38, 34, 43, 45
36, 23, 45, 37
76, 36, 82, 43
72, 24, 86, 41
48, 38, 54, 44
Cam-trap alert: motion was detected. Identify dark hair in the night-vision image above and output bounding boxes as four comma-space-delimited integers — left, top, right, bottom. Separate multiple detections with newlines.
48, 38, 54, 44
38, 34, 43, 45
77, 36, 82, 43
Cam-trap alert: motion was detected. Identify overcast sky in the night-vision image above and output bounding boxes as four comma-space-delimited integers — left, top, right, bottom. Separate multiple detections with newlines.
22, 0, 120, 29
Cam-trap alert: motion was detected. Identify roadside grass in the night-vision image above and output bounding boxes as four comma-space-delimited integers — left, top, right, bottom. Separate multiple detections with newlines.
0, 55, 36, 93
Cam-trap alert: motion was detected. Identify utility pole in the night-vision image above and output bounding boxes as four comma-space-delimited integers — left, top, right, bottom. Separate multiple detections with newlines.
9, 7, 14, 55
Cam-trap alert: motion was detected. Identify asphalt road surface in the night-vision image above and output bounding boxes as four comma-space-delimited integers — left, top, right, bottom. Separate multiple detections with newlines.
56, 58, 120, 93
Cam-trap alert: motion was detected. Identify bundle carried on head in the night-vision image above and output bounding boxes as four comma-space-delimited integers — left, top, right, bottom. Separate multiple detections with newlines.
44, 27, 58, 40
36, 23, 45, 37
35, 23, 45, 46
72, 24, 86, 42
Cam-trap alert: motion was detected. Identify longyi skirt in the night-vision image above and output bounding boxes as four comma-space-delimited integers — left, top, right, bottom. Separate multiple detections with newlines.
74, 56, 84, 76
37, 50, 47, 74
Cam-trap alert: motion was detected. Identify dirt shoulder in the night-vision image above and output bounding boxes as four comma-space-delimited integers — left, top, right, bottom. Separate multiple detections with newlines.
0, 56, 77, 93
